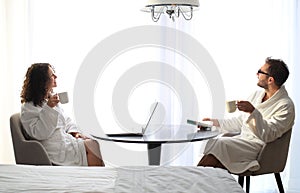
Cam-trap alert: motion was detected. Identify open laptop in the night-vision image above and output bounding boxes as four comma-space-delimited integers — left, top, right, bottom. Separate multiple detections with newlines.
106, 102, 158, 137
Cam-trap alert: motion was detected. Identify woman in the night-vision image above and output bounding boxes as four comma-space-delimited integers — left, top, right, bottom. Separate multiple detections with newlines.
20, 63, 105, 166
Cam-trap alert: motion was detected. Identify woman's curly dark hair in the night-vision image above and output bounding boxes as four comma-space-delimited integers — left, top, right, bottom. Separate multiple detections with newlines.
21, 63, 54, 107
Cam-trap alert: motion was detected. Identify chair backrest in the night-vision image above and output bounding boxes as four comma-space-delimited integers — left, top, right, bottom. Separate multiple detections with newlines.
10, 113, 52, 165
251, 129, 292, 175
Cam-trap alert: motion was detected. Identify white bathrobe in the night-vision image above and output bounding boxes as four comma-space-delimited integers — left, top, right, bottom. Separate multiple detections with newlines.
204, 86, 295, 173
21, 102, 88, 166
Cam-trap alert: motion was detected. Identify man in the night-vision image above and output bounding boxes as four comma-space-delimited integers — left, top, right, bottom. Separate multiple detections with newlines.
198, 57, 295, 174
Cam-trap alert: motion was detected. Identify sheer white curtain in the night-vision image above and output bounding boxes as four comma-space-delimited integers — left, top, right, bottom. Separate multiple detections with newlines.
286, 0, 300, 192
0, 0, 29, 164
159, 0, 300, 192
200, 0, 299, 192
1, 0, 299, 192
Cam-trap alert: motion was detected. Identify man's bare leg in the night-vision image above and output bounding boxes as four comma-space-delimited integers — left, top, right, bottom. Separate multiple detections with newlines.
197, 154, 226, 169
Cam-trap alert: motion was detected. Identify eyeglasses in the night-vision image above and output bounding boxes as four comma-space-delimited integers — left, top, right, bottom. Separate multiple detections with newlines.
257, 69, 270, 76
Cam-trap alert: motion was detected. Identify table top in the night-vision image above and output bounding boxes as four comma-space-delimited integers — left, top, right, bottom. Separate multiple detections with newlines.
92, 125, 220, 144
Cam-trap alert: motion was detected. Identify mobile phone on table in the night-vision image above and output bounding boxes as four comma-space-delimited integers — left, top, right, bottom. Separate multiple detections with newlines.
187, 119, 213, 131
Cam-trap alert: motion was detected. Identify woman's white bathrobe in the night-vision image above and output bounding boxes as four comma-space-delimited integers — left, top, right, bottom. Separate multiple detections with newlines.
204, 86, 295, 173
21, 102, 88, 166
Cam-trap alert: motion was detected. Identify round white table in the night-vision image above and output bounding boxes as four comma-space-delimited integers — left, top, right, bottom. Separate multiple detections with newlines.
92, 125, 219, 165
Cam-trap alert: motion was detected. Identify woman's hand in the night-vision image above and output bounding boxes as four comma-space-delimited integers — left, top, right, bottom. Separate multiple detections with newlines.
47, 93, 59, 108
202, 118, 220, 127
69, 132, 89, 139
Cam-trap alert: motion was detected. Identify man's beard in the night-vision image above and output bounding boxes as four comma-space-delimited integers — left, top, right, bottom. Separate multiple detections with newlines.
257, 81, 268, 89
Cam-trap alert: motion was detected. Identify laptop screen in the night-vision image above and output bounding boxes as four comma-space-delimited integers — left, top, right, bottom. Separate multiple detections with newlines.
142, 102, 159, 134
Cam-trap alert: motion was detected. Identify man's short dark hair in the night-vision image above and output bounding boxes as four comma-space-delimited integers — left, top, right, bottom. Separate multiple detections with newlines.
265, 57, 289, 87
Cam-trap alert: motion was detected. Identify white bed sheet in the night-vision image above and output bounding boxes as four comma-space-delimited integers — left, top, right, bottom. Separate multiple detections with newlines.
0, 164, 244, 193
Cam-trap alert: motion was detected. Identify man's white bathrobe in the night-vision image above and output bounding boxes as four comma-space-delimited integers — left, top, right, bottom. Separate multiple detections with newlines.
204, 86, 295, 173
21, 102, 88, 166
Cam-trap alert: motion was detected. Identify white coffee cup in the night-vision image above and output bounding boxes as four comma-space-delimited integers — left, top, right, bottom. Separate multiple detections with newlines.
226, 100, 237, 113
58, 92, 69, 104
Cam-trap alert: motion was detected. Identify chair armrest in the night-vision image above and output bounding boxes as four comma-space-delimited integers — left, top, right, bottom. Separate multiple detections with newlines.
15, 140, 52, 165
252, 129, 292, 175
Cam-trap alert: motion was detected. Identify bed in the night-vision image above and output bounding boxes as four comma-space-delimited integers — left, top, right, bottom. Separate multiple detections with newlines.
0, 164, 244, 193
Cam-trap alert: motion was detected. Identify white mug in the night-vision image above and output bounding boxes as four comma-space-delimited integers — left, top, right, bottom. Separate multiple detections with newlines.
226, 100, 237, 113
58, 92, 69, 104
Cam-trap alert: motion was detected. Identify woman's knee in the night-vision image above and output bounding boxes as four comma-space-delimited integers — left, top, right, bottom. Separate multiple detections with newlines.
84, 139, 100, 150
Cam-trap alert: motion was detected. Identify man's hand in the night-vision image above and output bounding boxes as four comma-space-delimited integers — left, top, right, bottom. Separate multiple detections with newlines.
202, 118, 220, 127
237, 101, 255, 113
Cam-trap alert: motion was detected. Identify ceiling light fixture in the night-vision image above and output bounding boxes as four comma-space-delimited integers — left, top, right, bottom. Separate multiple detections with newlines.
141, 0, 199, 22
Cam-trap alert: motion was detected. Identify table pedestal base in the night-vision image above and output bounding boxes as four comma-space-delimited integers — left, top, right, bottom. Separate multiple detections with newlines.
147, 143, 161, 165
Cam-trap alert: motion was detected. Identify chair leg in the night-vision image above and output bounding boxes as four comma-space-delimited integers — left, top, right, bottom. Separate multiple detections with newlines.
245, 176, 250, 193
238, 176, 244, 187
274, 173, 285, 193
